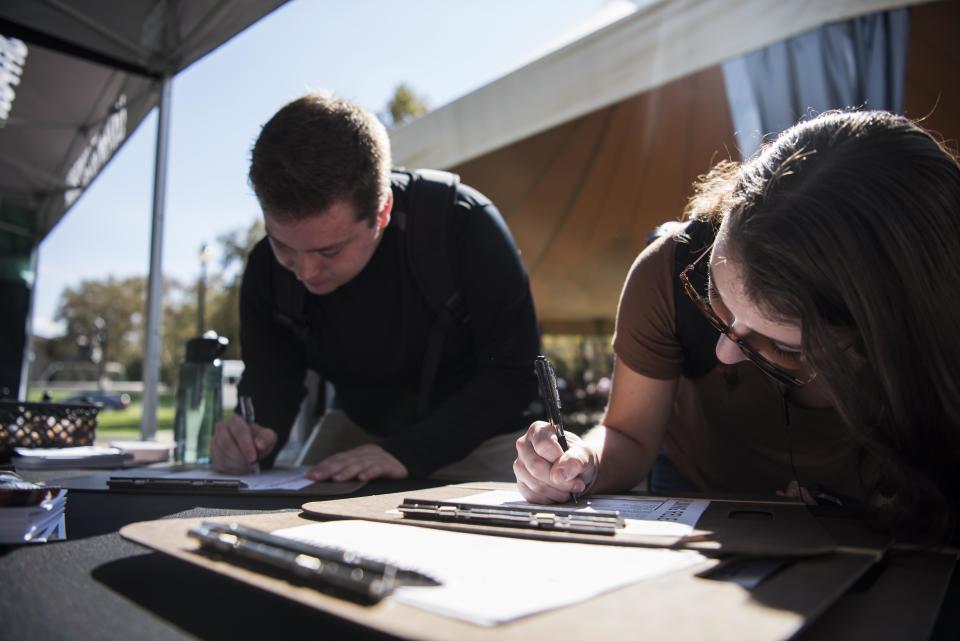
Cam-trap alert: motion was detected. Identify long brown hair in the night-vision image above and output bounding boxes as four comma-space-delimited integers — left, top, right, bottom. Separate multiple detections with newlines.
689, 111, 960, 542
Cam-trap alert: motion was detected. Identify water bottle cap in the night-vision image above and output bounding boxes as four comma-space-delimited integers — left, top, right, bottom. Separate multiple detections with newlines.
185, 331, 229, 363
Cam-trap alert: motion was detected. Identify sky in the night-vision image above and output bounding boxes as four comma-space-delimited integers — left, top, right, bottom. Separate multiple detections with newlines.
32, 0, 629, 338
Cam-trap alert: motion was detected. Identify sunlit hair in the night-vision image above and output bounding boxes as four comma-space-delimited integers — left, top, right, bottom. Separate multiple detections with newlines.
686, 110, 960, 543
249, 91, 392, 225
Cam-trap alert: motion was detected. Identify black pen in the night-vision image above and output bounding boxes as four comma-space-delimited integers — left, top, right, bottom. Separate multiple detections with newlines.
534, 355, 579, 503
239, 396, 261, 474
187, 521, 440, 604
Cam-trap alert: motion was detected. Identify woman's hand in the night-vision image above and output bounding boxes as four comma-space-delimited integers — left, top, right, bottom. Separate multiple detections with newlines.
513, 421, 598, 503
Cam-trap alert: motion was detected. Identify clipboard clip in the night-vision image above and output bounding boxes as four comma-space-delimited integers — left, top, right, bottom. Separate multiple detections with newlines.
398, 498, 625, 535
107, 477, 247, 491
187, 521, 440, 604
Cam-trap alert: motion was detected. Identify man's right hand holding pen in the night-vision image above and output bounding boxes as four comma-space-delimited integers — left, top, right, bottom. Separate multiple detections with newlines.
211, 396, 277, 474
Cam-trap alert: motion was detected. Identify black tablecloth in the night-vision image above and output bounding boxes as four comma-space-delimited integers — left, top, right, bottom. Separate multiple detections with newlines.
0, 479, 437, 641
2, 477, 958, 641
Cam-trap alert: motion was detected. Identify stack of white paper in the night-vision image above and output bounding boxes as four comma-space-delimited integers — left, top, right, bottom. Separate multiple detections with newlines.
109, 440, 172, 464
0, 488, 67, 543
13, 446, 133, 469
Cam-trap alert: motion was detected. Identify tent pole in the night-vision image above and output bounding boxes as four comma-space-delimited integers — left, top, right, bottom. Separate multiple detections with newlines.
140, 75, 172, 441
17, 246, 38, 401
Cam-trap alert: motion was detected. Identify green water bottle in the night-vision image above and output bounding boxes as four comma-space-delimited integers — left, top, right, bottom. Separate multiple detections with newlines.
173, 332, 229, 464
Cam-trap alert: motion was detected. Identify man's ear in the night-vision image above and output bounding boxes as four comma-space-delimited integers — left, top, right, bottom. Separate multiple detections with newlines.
376, 192, 393, 230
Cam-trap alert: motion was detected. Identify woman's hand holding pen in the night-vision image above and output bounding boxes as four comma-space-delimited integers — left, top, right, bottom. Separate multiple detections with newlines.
211, 414, 277, 474
514, 421, 598, 504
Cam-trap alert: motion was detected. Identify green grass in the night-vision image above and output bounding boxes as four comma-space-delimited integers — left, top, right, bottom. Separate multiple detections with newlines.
26, 389, 177, 442
95, 402, 176, 441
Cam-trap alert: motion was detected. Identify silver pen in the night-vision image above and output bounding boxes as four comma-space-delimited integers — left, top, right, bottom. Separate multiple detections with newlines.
239, 395, 261, 474
534, 355, 579, 504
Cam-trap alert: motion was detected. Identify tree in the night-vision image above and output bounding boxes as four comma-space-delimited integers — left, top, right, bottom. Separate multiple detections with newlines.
160, 278, 199, 383
52, 276, 146, 377
382, 82, 429, 127
49, 275, 198, 386
205, 218, 264, 360
44, 219, 265, 386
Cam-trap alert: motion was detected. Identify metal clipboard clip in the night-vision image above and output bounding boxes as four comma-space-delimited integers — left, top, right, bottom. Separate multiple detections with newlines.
188, 521, 440, 604
107, 477, 247, 491
398, 498, 625, 535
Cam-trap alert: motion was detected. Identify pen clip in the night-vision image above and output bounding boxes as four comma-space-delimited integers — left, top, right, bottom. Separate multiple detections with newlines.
240, 396, 256, 423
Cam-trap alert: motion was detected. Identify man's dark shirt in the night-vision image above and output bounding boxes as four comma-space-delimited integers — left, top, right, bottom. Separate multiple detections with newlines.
237, 172, 540, 476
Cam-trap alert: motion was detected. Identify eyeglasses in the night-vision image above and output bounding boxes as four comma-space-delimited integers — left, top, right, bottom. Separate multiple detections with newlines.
678, 246, 816, 388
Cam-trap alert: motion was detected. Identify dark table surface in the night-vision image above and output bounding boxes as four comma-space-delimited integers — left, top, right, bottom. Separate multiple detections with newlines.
2, 472, 958, 641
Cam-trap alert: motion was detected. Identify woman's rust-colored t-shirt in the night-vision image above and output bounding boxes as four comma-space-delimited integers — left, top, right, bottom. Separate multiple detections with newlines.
612, 233, 865, 500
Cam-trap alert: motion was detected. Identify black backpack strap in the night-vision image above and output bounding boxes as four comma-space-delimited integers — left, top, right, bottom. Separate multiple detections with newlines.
670, 219, 721, 379
271, 260, 311, 348
401, 168, 469, 419
270, 262, 325, 413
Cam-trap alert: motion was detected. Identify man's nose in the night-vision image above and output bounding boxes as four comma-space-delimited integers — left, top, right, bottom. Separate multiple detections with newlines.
294, 252, 325, 281
715, 333, 749, 365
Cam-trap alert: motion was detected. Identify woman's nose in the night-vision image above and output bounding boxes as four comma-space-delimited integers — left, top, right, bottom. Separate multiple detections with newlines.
715, 333, 749, 365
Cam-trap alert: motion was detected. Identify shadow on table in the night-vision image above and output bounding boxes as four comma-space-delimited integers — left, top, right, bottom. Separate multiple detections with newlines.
64, 493, 310, 540
92, 551, 399, 641
60, 478, 442, 540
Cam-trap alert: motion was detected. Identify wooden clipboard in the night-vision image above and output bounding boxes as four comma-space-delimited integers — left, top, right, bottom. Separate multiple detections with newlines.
120, 509, 879, 641
797, 548, 958, 641
299, 482, 851, 557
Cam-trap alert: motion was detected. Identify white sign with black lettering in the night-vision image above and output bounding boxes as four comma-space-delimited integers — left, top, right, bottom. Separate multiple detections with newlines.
0, 35, 28, 124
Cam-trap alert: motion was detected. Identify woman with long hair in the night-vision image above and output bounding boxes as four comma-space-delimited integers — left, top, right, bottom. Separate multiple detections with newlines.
514, 110, 960, 543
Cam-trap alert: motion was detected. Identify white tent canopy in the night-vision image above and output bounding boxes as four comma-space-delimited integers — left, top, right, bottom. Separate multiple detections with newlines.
390, 0, 953, 333
392, 0, 926, 171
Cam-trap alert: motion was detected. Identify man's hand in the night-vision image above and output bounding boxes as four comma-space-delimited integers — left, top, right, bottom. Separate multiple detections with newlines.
211, 414, 277, 474
776, 479, 817, 505
513, 421, 598, 503
307, 444, 408, 482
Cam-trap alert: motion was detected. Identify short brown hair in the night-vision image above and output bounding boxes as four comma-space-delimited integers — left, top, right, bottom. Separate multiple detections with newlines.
249, 91, 392, 225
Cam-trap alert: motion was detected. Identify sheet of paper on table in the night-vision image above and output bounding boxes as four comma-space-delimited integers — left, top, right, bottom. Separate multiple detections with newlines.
159, 467, 315, 491
13, 446, 133, 469
274, 519, 706, 626
109, 466, 315, 491
451, 489, 711, 537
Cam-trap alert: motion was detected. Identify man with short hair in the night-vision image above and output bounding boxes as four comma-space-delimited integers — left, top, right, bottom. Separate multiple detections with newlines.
211, 92, 540, 482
